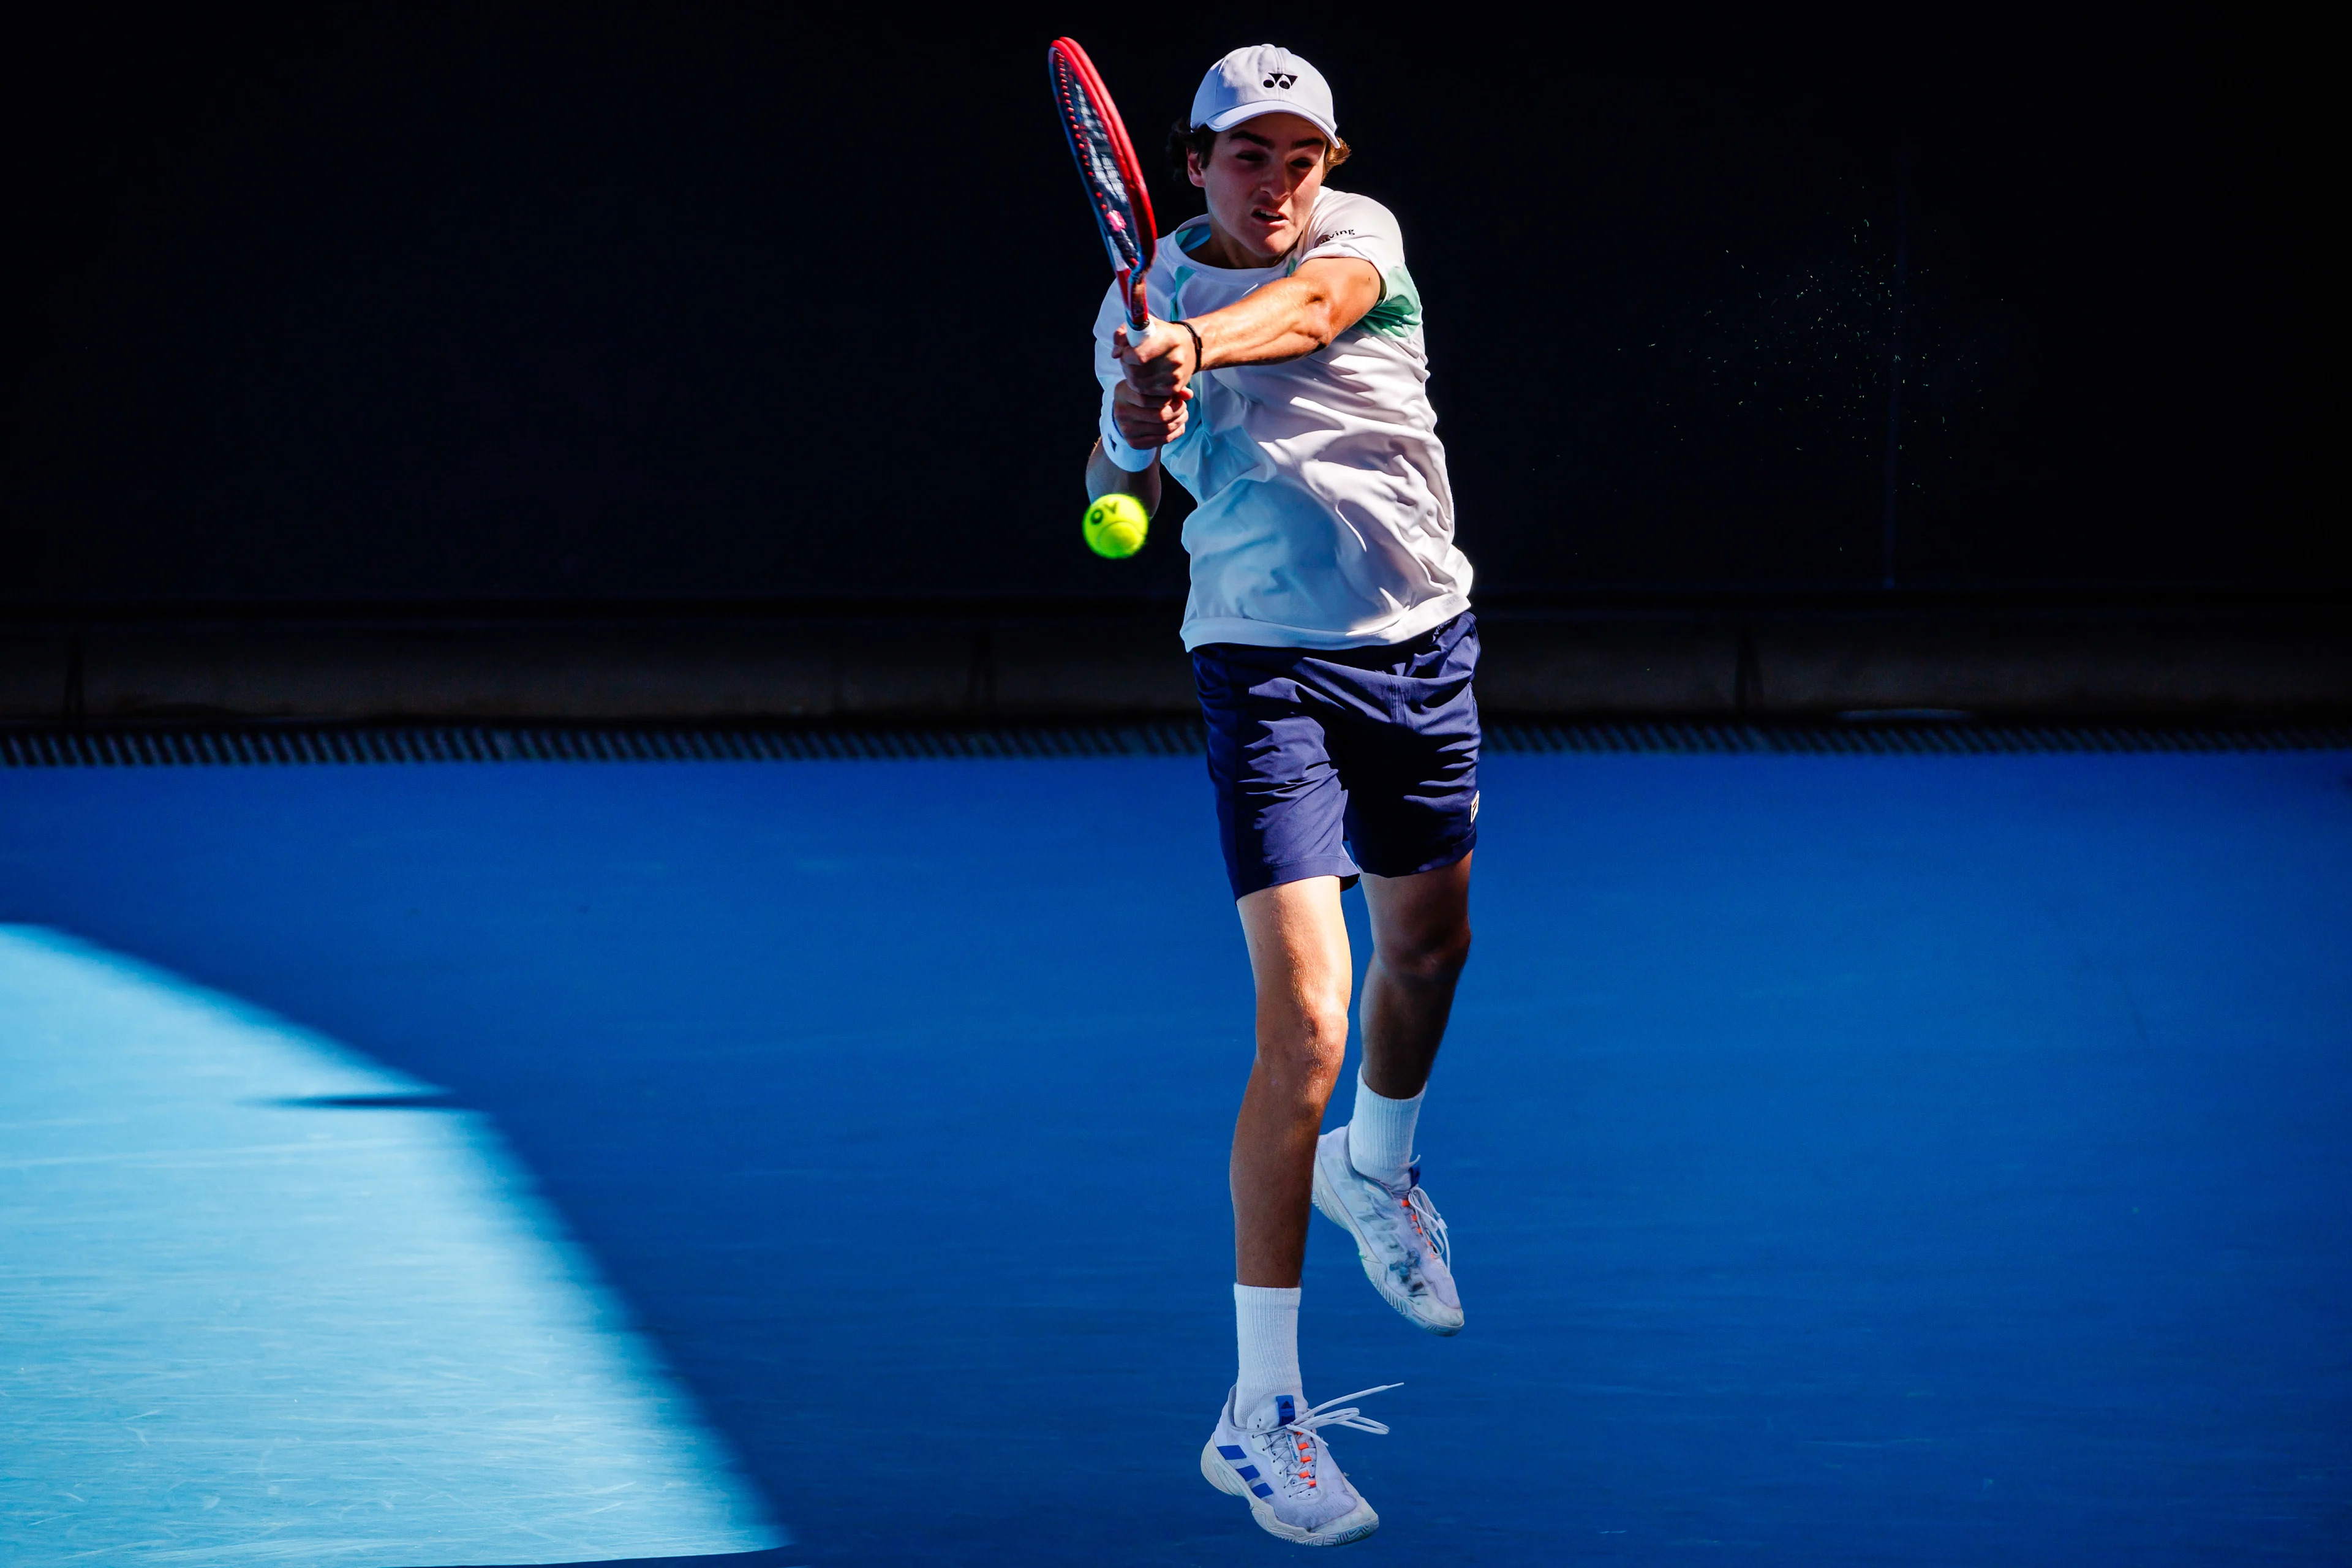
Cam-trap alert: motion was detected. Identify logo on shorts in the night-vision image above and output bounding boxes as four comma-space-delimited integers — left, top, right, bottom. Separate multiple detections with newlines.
1263, 72, 1298, 89
1470, 791, 1480, 822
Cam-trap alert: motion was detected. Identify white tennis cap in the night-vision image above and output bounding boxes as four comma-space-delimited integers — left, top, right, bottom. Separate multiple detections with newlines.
1189, 45, 1338, 141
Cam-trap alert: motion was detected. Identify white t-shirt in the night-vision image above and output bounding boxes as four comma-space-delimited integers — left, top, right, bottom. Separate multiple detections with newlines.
1093, 188, 1472, 650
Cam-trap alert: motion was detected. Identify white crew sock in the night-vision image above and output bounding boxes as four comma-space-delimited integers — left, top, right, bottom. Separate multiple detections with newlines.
1348, 1072, 1423, 1191
1233, 1283, 1303, 1417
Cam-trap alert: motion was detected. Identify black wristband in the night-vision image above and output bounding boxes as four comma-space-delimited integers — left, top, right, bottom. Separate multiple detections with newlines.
1178, 318, 1205, 375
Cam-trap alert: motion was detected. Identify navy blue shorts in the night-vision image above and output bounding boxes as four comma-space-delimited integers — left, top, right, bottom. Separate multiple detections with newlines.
1193, 611, 1480, 900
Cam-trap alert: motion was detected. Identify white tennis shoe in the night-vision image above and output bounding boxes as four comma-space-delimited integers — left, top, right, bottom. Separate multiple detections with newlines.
1200, 1383, 1395, 1547
1311, 1125, 1464, 1335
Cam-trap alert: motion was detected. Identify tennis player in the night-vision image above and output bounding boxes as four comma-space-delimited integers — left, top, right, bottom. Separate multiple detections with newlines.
1084, 45, 1476, 1547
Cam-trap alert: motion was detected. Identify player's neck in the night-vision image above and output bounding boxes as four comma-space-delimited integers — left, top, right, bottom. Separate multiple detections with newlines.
1185, 221, 1288, 272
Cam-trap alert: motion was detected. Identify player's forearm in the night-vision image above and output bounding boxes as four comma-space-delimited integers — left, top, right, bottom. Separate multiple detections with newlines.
1086, 439, 1161, 516
1192, 277, 1348, 368
1192, 262, 1379, 369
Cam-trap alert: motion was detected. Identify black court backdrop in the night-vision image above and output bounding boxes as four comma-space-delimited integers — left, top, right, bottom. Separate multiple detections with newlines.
0, 2, 2341, 607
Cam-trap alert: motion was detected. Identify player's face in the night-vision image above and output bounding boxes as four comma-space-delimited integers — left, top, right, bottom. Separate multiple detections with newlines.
1187, 111, 1332, 265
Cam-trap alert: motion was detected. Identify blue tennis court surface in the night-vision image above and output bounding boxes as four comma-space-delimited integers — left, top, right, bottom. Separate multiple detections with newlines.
2, 748, 2348, 1565
0, 927, 778, 1566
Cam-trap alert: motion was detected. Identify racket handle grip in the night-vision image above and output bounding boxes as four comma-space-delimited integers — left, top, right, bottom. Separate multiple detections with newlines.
1124, 317, 1167, 357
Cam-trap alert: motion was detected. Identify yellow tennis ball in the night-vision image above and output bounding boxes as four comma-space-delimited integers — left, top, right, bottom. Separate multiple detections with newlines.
1083, 492, 1150, 559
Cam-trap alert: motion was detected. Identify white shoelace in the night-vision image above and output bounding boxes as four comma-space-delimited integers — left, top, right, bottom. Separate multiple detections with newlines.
1254, 1385, 1401, 1497
1401, 1182, 1451, 1270
1359, 1158, 1452, 1272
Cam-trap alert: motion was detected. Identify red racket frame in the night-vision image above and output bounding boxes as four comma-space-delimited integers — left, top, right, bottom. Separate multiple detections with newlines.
1047, 36, 1158, 336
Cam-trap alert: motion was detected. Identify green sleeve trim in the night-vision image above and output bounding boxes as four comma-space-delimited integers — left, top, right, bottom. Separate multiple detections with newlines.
1357, 265, 1423, 337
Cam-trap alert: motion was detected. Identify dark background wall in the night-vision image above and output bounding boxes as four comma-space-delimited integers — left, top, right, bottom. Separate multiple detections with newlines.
1, 2, 2341, 608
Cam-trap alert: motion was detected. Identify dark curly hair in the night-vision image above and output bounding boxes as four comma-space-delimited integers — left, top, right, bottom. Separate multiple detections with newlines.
1166, 120, 1352, 179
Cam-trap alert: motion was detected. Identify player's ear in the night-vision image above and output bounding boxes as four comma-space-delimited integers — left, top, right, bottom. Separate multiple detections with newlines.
1186, 147, 1207, 188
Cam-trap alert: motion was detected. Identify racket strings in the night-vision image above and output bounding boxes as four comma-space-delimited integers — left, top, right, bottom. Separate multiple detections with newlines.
1053, 65, 1144, 274
1048, 37, 1156, 327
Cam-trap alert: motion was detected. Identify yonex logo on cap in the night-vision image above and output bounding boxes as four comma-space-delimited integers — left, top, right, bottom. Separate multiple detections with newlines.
1264, 72, 1297, 89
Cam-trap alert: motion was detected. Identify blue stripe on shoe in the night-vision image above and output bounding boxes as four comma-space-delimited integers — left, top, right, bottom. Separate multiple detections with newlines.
1250, 1483, 1275, 1498
1218, 1445, 1246, 1460
1236, 1465, 1259, 1480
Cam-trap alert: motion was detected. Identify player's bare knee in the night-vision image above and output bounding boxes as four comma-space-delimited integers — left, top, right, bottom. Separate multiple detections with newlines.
1295, 996, 1351, 1065
1259, 997, 1349, 1084
1383, 922, 1472, 987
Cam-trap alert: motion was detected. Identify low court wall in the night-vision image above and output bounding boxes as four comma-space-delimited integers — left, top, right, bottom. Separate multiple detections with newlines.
2, 597, 2347, 725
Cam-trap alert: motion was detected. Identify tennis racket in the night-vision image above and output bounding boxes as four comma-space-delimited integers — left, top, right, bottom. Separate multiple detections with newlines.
1046, 37, 1167, 358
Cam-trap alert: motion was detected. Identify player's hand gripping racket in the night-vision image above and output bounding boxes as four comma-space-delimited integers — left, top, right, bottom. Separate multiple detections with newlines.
1047, 37, 1170, 361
